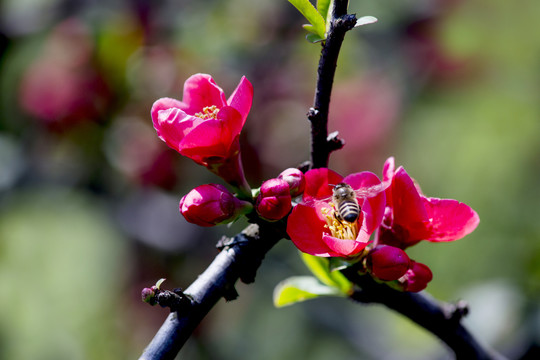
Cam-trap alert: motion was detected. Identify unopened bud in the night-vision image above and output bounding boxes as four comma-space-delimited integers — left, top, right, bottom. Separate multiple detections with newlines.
141, 287, 157, 305
180, 184, 252, 227
366, 245, 410, 281
278, 168, 306, 197
256, 178, 292, 221
399, 261, 433, 292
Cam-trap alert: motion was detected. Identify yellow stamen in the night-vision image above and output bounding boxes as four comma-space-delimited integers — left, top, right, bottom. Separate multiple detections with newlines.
321, 207, 358, 240
195, 105, 219, 120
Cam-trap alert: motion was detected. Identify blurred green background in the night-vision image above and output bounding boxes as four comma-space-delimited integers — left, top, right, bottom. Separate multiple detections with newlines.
0, 0, 539, 359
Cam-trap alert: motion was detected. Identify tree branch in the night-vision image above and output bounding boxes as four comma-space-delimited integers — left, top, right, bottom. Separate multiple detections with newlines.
139, 222, 286, 360
309, 0, 356, 168
341, 269, 507, 360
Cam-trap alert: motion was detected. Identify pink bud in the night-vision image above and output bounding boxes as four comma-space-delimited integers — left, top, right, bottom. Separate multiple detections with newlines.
399, 261, 433, 292
180, 184, 252, 227
141, 287, 156, 305
278, 168, 306, 197
256, 178, 292, 221
366, 245, 410, 281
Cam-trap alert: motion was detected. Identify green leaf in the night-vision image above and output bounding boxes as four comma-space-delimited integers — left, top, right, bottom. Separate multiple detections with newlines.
300, 252, 354, 294
289, 0, 326, 40
273, 276, 343, 307
306, 33, 325, 43
317, 0, 332, 21
355, 16, 378, 27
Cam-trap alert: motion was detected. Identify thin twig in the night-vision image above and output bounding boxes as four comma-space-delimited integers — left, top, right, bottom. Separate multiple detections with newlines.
342, 269, 507, 360
309, 0, 356, 168
139, 223, 286, 360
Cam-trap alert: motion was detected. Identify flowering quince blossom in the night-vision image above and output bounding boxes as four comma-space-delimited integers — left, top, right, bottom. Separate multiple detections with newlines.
286, 168, 387, 258
179, 184, 252, 227
377, 157, 480, 249
151, 73, 253, 197
256, 178, 293, 221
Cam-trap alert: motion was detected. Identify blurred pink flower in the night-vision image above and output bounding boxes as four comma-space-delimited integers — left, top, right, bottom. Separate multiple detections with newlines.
179, 184, 252, 227
286, 168, 386, 258
18, 19, 110, 129
377, 157, 480, 249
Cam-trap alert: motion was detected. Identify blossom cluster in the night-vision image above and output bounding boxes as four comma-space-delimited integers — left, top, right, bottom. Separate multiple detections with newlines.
151, 73, 479, 293
286, 157, 479, 291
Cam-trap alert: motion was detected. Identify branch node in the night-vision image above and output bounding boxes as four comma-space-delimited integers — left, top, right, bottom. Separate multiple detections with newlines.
327, 131, 345, 151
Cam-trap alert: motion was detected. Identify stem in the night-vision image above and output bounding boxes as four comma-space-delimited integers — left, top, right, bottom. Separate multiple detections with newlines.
341, 270, 507, 360
309, 0, 356, 168
139, 222, 286, 360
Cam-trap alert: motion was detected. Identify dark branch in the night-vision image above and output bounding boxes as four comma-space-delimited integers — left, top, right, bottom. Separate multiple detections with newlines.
139, 222, 286, 360
342, 269, 507, 360
310, 0, 356, 168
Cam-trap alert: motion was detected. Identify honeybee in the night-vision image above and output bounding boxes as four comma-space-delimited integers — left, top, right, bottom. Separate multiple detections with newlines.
304, 181, 390, 223
331, 183, 361, 223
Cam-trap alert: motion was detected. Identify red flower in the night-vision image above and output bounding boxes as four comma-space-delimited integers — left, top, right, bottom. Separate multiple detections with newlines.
179, 184, 252, 227
151, 74, 253, 197
377, 157, 480, 249
256, 178, 292, 221
286, 168, 387, 258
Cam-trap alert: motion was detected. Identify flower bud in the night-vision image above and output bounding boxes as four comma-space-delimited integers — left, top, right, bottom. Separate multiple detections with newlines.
180, 184, 252, 227
278, 168, 306, 197
256, 178, 292, 221
141, 287, 157, 305
399, 261, 433, 292
366, 245, 410, 281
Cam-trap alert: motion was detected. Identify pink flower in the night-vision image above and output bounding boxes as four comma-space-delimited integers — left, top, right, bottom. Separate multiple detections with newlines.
180, 184, 252, 227
286, 168, 387, 258
377, 157, 479, 249
256, 179, 292, 221
398, 261, 433, 293
278, 168, 306, 197
151, 74, 253, 197
366, 245, 410, 281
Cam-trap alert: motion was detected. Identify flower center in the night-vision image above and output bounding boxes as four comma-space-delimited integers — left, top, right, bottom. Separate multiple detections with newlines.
322, 206, 358, 240
195, 105, 219, 120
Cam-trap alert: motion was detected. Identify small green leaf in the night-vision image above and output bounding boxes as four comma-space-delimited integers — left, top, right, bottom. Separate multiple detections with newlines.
155, 278, 166, 289
301, 252, 354, 294
273, 276, 343, 308
289, 0, 326, 40
355, 16, 378, 27
306, 33, 325, 43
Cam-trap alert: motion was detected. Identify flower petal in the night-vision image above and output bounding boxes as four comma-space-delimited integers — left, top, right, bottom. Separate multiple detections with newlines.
178, 106, 243, 160
322, 234, 369, 257
287, 204, 339, 257
391, 167, 429, 226
422, 197, 480, 242
181, 73, 227, 114
303, 168, 343, 201
152, 107, 204, 151
227, 76, 253, 126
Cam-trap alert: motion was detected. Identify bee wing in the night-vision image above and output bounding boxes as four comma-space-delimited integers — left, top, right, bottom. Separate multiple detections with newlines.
353, 180, 391, 199
301, 195, 333, 206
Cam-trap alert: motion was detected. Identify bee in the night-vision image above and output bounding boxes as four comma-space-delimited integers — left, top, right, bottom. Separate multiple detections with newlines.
331, 183, 361, 223
304, 180, 390, 223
